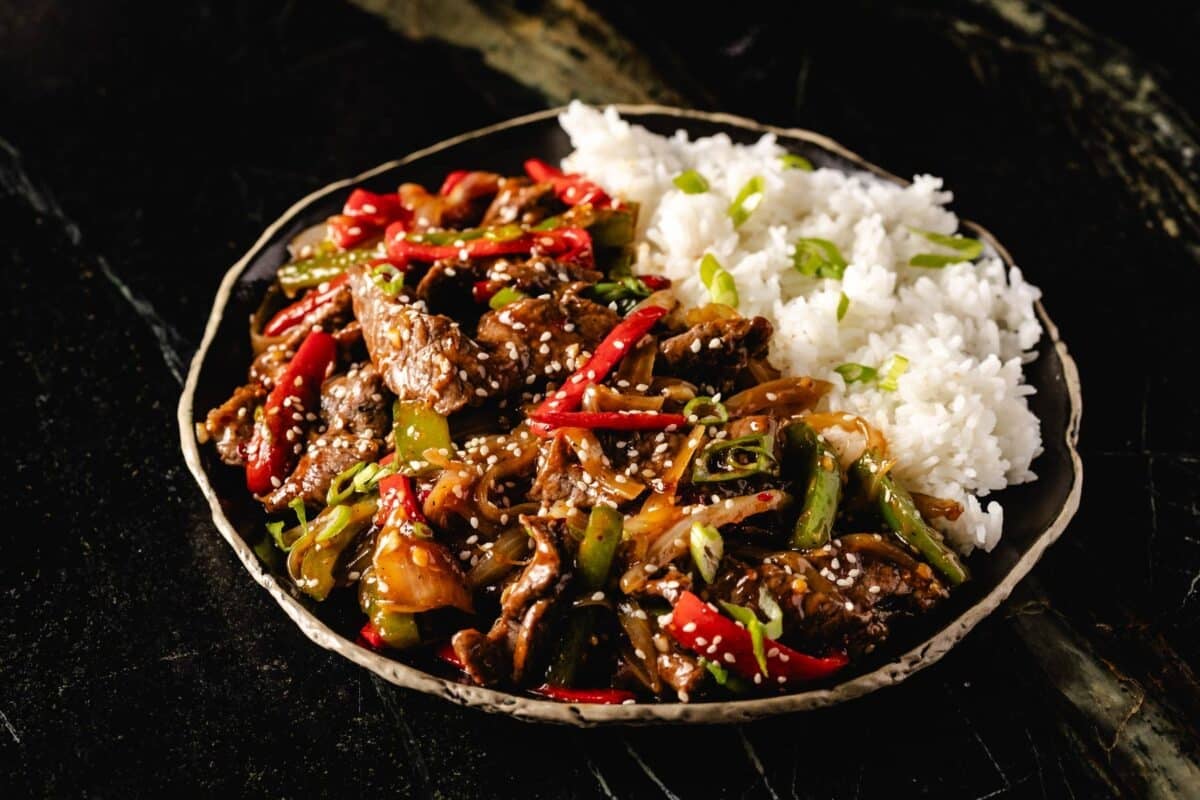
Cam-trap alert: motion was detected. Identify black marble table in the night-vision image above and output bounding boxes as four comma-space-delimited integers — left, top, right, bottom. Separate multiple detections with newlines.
3, 1, 1199, 797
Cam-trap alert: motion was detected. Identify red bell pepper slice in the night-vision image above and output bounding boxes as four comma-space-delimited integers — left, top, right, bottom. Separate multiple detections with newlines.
529, 304, 667, 434
665, 591, 848, 685
472, 279, 501, 304
523, 158, 617, 209
385, 223, 593, 269
375, 473, 427, 529
438, 170, 470, 196
329, 188, 409, 249
245, 330, 338, 495
638, 274, 672, 291
262, 273, 350, 337
435, 641, 464, 670
529, 410, 687, 432
358, 621, 387, 651
530, 685, 636, 705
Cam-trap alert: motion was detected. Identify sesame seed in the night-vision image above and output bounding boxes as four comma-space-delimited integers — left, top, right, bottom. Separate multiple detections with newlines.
681, 622, 697, 633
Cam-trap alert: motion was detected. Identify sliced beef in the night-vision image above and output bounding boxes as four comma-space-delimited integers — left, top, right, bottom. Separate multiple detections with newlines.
415, 256, 603, 319
440, 171, 502, 229
475, 291, 618, 385
705, 543, 947, 657
452, 516, 573, 686
481, 177, 558, 226
263, 361, 390, 513
659, 316, 773, 392
347, 263, 517, 415
656, 649, 705, 697
529, 432, 600, 507
202, 383, 266, 466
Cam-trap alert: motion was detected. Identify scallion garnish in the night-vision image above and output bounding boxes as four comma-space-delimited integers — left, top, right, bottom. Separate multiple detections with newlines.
727, 176, 765, 227
879, 354, 909, 392
834, 363, 877, 384
589, 276, 651, 314
699, 253, 739, 308
719, 602, 769, 675
692, 433, 778, 483
689, 522, 724, 584
313, 503, 352, 543
792, 237, 847, 280
779, 153, 814, 171
704, 658, 731, 685
371, 263, 405, 297
682, 396, 729, 425
287, 497, 309, 539
908, 227, 984, 268
837, 292, 850, 321
327, 461, 366, 506
265, 520, 290, 552
488, 285, 527, 310
757, 586, 784, 639
673, 169, 710, 194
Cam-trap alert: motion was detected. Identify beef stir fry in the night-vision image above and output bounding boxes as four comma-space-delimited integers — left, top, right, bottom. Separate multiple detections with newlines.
198, 158, 969, 704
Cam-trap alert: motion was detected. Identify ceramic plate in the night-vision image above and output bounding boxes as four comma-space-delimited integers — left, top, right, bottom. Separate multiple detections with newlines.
178, 105, 1082, 725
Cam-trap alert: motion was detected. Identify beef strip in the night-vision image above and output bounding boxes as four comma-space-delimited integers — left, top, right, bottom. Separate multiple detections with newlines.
481, 177, 558, 226
452, 516, 573, 686
347, 262, 517, 415
705, 542, 946, 657
659, 316, 773, 392
415, 256, 603, 319
528, 432, 601, 508
262, 362, 390, 513
475, 289, 618, 386
202, 383, 266, 466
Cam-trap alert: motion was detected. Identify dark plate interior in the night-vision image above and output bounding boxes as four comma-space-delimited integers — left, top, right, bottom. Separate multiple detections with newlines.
182, 107, 1081, 723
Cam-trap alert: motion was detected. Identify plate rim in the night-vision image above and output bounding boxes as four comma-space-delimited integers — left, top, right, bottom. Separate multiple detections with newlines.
176, 103, 1083, 725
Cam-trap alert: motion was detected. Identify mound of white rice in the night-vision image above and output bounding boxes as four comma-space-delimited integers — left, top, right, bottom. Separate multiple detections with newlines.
560, 102, 1044, 554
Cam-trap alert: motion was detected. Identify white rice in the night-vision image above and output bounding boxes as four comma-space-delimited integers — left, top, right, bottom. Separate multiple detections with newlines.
560, 102, 1044, 554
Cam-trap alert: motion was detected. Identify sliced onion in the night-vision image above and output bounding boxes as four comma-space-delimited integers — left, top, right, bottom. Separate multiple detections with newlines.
581, 383, 664, 413
725, 376, 831, 417
474, 446, 539, 523
620, 489, 792, 594
559, 428, 646, 503
288, 222, 329, 260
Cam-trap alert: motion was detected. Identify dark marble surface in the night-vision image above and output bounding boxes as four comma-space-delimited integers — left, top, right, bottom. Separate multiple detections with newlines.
2, 1, 1198, 797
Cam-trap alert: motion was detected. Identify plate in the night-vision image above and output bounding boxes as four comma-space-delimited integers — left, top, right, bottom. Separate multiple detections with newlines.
178, 105, 1082, 725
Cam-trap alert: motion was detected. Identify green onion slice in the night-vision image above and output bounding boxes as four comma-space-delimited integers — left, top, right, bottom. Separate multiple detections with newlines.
371, 263, 405, 297
682, 396, 729, 425
692, 434, 778, 483
908, 227, 984, 268
488, 285, 528, 310
689, 522, 724, 584
879, 354, 909, 392
779, 153, 814, 171
792, 237, 847, 280
757, 586, 784, 639
704, 658, 731, 685
327, 461, 366, 506
673, 169, 710, 194
315, 503, 353, 543
727, 176, 765, 227
837, 292, 850, 321
265, 521, 290, 552
834, 363, 877, 384
287, 496, 309, 541
719, 602, 770, 675
699, 253, 739, 308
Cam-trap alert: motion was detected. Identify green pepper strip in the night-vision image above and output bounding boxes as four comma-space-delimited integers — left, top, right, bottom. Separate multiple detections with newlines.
785, 423, 842, 550
277, 246, 379, 297
851, 450, 969, 586
545, 506, 624, 687
692, 434, 779, 483
392, 400, 452, 475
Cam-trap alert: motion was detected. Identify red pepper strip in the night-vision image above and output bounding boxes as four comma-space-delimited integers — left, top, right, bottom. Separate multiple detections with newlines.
529, 304, 667, 434
385, 223, 593, 269
439, 170, 470, 196
359, 621, 386, 651
245, 330, 338, 495
523, 158, 616, 208
375, 473, 426, 529
638, 274, 672, 290
472, 279, 501, 304
666, 591, 848, 684
435, 641, 464, 670
531, 685, 636, 705
329, 189, 409, 248
530, 410, 687, 433
262, 273, 350, 337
